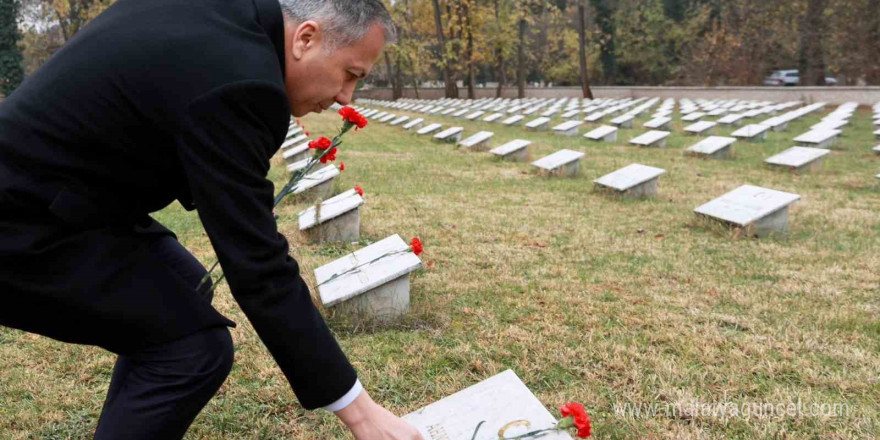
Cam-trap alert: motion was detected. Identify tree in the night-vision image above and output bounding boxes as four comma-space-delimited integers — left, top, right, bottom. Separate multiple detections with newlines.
798, 0, 828, 85
431, 0, 457, 97
576, 0, 593, 97
590, 0, 617, 84
0, 0, 24, 95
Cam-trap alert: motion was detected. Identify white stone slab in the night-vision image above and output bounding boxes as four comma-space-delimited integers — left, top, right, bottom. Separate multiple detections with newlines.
379, 113, 396, 123
403, 118, 425, 130
298, 189, 364, 230
629, 130, 670, 147
483, 113, 504, 123
452, 109, 469, 118
286, 126, 303, 137
874, 145, 880, 154
316, 234, 422, 307
685, 136, 736, 159
717, 113, 745, 125
417, 123, 443, 135
610, 114, 634, 128
434, 126, 464, 142
694, 184, 800, 227
390, 115, 410, 126
552, 120, 583, 136
584, 112, 606, 123
291, 165, 340, 195
594, 163, 666, 192
440, 107, 457, 115
490, 139, 531, 160
283, 134, 309, 148
583, 125, 619, 142
793, 129, 841, 148
373, 111, 388, 120
501, 115, 525, 126
684, 120, 717, 135
731, 124, 769, 141
643, 116, 672, 130
458, 131, 494, 149
873, 129, 880, 139
561, 109, 581, 119
532, 149, 585, 173
682, 112, 706, 122
282, 141, 311, 163
811, 119, 847, 131
765, 146, 830, 171
525, 117, 551, 130
403, 370, 573, 440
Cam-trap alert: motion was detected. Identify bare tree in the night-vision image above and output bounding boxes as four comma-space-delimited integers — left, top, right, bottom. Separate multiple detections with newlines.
798, 0, 828, 85
577, 0, 593, 98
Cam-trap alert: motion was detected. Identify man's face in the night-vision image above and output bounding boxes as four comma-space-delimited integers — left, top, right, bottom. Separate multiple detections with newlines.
283, 21, 386, 117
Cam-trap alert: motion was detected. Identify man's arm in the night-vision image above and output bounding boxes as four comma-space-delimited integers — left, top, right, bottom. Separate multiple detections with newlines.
175, 80, 357, 409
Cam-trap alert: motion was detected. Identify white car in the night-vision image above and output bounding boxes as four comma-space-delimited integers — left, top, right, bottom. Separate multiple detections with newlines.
764, 69, 837, 86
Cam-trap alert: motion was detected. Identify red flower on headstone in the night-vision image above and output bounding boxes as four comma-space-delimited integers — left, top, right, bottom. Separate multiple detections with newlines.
559, 403, 591, 438
354, 186, 364, 197
339, 162, 345, 171
308, 136, 332, 150
319, 146, 337, 164
410, 237, 423, 256
339, 106, 368, 129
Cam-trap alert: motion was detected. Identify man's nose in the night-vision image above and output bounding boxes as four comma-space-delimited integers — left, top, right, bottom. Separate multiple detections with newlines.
335, 83, 356, 106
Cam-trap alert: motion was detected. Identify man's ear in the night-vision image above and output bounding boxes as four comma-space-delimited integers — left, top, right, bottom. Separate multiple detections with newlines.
291, 20, 321, 60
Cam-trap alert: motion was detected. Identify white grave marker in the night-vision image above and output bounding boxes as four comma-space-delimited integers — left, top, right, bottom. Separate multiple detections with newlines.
465, 111, 485, 121
316, 234, 422, 321
434, 126, 464, 143
552, 120, 583, 136
501, 115, 525, 126
594, 163, 666, 198
583, 125, 619, 143
685, 136, 736, 160
765, 146, 830, 173
629, 130, 670, 148
694, 185, 800, 237
731, 124, 770, 142
531, 149, 585, 177
403, 118, 425, 130
390, 115, 410, 126
282, 142, 311, 164
525, 117, 551, 131
643, 116, 672, 130
458, 131, 494, 151
793, 129, 841, 149
717, 113, 745, 126
298, 189, 364, 243
291, 165, 340, 200
417, 123, 443, 135
490, 139, 531, 161
610, 114, 634, 129
483, 113, 504, 123
379, 113, 396, 123
684, 120, 717, 136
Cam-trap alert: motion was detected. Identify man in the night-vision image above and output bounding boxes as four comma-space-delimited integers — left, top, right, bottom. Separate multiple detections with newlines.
0, 0, 424, 438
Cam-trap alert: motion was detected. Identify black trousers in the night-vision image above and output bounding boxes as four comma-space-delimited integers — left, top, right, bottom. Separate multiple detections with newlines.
1, 222, 234, 439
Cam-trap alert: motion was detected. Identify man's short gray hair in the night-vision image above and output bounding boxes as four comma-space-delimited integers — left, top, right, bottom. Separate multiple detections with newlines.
278, 0, 397, 51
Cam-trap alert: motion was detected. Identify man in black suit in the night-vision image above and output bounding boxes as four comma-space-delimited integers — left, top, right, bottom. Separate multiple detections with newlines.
0, 0, 423, 438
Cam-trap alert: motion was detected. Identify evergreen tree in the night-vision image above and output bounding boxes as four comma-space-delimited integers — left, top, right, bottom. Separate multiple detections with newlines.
0, 0, 25, 96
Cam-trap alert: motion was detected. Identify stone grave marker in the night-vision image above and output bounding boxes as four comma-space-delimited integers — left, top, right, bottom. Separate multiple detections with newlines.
298, 188, 364, 243
810, 120, 848, 131
379, 113, 396, 123
583, 125, 619, 143
685, 136, 736, 160
403, 370, 573, 440
417, 123, 443, 135
584, 112, 606, 123
390, 115, 410, 126
629, 130, 670, 148
286, 126, 303, 138
684, 120, 717, 136
452, 109, 469, 118
874, 145, 880, 155
610, 114, 635, 128
793, 129, 841, 149
561, 109, 581, 119
525, 117, 551, 131
552, 120, 583, 136
682, 112, 706, 122
286, 157, 328, 174
434, 126, 464, 143
282, 141, 311, 164
465, 111, 485, 121
373, 111, 388, 120
731, 124, 770, 142
458, 131, 494, 151
283, 134, 309, 148
531, 149, 585, 177
440, 107, 457, 116
483, 113, 504, 123
643, 116, 672, 130
490, 139, 531, 162
874, 129, 880, 140
501, 115, 525, 126
316, 234, 422, 322
594, 163, 666, 198
765, 146, 830, 173
694, 184, 800, 237
717, 113, 745, 126
291, 165, 340, 200
403, 118, 425, 130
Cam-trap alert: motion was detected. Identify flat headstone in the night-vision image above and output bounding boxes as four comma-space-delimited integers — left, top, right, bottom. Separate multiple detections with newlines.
286, 126, 303, 138
694, 184, 800, 237
373, 111, 388, 120
610, 114, 634, 128
298, 189, 364, 243
458, 131, 494, 151
434, 126, 464, 143
291, 165, 340, 200
811, 119, 848, 131
873, 145, 880, 155
594, 163, 666, 198
282, 141, 311, 164
717, 113, 745, 126
874, 129, 880, 139
417, 123, 443, 135
531, 149, 585, 177
685, 136, 736, 159
452, 109, 469, 118
403, 118, 425, 130
584, 112, 606, 123
684, 120, 717, 135
490, 139, 531, 161
731, 124, 770, 142
390, 115, 410, 126
765, 146, 830, 173
403, 370, 573, 440
583, 125, 619, 143
629, 130, 670, 148
440, 107, 457, 116
525, 117, 551, 131
379, 113, 396, 123
501, 115, 525, 126
552, 120, 583, 136
483, 113, 504, 123
793, 129, 841, 149
643, 116, 672, 130
283, 134, 309, 148
682, 112, 706, 122
561, 109, 581, 119
465, 111, 485, 120
316, 234, 422, 321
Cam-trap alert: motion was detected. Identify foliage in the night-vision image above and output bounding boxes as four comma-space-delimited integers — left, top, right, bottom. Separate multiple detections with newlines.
1, 0, 25, 95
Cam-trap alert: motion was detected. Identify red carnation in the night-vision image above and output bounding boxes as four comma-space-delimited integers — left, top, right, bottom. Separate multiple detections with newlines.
559, 403, 591, 438
319, 146, 337, 164
339, 162, 345, 171
339, 106, 368, 129
410, 237, 423, 256
354, 186, 364, 197
308, 136, 332, 150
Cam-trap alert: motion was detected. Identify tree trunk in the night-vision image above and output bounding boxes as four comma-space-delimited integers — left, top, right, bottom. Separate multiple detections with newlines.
432, 0, 456, 98
494, 0, 506, 98
577, 1, 594, 99
464, 0, 475, 99
867, 0, 880, 84
798, 0, 828, 86
516, 17, 527, 98
383, 51, 400, 99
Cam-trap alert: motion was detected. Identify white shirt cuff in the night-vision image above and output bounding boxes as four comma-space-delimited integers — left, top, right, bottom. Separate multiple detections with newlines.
321, 379, 363, 412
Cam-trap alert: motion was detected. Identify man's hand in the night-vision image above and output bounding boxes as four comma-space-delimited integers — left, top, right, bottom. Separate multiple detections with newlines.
334, 389, 425, 440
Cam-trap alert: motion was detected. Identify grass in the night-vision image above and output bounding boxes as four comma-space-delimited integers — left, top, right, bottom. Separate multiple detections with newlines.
1, 102, 878, 439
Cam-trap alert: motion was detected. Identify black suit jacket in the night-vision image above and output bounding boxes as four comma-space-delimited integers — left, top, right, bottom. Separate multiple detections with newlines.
0, 0, 356, 409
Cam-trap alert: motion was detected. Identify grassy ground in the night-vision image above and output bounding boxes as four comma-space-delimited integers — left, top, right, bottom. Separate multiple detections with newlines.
1, 103, 878, 439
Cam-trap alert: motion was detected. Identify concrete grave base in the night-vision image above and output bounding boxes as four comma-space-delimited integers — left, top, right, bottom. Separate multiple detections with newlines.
768, 156, 826, 174
332, 275, 410, 323
303, 209, 360, 244
285, 150, 310, 165
433, 133, 462, 143
539, 160, 579, 178
686, 146, 733, 160
467, 139, 492, 152
772, 121, 789, 132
